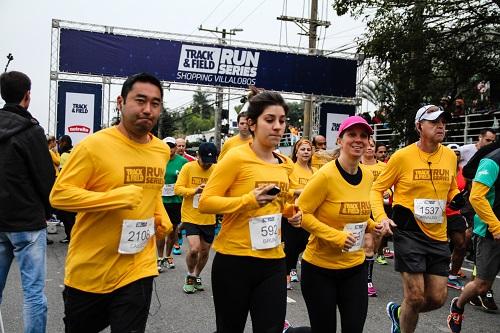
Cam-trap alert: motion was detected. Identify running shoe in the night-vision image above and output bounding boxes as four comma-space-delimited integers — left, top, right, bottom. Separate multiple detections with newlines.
447, 297, 464, 333
287, 281, 293, 290
59, 238, 70, 244
479, 290, 498, 311
157, 258, 165, 273
457, 270, 466, 279
194, 276, 204, 291
376, 255, 388, 265
386, 301, 400, 333
183, 275, 197, 294
172, 244, 182, 255
368, 282, 377, 297
166, 256, 175, 269
290, 269, 299, 282
383, 247, 394, 259
447, 278, 464, 290
282, 320, 290, 333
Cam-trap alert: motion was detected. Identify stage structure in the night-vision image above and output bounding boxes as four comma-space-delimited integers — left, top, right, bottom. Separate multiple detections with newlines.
49, 19, 361, 145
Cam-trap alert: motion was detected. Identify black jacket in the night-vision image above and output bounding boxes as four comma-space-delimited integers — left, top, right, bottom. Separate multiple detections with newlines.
0, 104, 55, 231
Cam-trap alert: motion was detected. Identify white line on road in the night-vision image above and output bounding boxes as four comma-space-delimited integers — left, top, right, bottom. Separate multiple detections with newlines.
287, 296, 296, 303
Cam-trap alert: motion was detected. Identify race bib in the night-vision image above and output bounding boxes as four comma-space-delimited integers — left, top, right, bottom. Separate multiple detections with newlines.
192, 193, 201, 209
249, 213, 282, 250
118, 217, 155, 254
162, 184, 175, 197
414, 199, 445, 224
343, 221, 367, 252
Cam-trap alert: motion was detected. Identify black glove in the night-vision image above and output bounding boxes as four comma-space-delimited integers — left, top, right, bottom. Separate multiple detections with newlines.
449, 191, 467, 210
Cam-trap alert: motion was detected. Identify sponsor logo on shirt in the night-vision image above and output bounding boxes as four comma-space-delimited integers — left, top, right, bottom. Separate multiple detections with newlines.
124, 167, 164, 184
191, 177, 208, 185
339, 201, 371, 215
413, 169, 450, 181
371, 170, 381, 180
298, 177, 309, 185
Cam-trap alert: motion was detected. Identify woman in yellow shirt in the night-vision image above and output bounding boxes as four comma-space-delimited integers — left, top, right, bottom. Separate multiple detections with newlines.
284, 138, 316, 289
199, 90, 302, 333
298, 116, 383, 332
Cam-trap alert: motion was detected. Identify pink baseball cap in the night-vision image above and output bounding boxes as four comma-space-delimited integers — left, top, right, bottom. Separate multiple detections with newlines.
338, 116, 373, 137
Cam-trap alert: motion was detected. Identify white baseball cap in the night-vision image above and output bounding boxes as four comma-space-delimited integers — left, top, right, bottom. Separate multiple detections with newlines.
415, 105, 451, 123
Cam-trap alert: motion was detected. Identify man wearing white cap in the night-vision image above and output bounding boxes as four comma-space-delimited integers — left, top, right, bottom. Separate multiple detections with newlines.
370, 105, 463, 333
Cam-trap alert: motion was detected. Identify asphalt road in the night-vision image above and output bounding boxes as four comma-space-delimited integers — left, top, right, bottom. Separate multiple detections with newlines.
2, 227, 499, 332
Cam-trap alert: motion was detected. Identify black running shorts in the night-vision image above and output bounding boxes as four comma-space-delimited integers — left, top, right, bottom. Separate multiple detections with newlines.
183, 222, 216, 243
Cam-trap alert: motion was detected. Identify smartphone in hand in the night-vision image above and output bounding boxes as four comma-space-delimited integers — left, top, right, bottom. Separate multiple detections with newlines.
266, 186, 281, 196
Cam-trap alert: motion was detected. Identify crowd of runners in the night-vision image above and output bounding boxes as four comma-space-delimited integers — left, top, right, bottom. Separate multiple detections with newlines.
0, 71, 499, 333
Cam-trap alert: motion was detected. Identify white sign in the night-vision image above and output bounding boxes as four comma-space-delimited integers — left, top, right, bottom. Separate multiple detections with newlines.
65, 92, 95, 144
326, 113, 350, 148
176, 44, 259, 86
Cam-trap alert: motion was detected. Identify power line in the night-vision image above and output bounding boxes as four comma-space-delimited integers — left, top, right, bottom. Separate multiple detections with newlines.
215, 0, 246, 28
184, 0, 226, 38
234, 0, 269, 28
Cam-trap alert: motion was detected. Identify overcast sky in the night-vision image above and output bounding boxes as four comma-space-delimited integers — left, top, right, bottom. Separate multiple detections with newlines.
0, 0, 366, 130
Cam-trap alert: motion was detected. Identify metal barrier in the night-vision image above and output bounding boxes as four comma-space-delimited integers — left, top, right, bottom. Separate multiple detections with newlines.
373, 110, 499, 147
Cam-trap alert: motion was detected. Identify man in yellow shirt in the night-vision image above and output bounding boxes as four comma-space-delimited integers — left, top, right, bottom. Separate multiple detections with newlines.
311, 135, 329, 169
50, 73, 172, 333
218, 111, 252, 160
371, 105, 461, 333
174, 142, 217, 294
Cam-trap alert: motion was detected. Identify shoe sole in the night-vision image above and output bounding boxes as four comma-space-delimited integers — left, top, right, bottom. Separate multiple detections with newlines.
447, 297, 461, 333
447, 284, 464, 290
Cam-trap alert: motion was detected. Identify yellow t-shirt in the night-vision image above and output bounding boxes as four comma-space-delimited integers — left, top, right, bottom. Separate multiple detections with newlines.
361, 160, 386, 181
370, 143, 459, 241
218, 134, 253, 161
287, 163, 317, 200
174, 160, 216, 225
199, 143, 293, 258
298, 161, 377, 269
49, 126, 173, 293
311, 150, 332, 170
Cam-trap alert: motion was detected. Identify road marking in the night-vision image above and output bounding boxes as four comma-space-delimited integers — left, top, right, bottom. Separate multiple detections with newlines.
460, 267, 500, 280
286, 296, 296, 303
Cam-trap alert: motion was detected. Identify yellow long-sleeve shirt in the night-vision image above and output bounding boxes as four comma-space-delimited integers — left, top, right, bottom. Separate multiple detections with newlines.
370, 143, 459, 241
218, 134, 253, 161
362, 160, 386, 181
287, 163, 316, 200
174, 160, 216, 225
50, 127, 173, 293
298, 161, 377, 269
198, 143, 293, 258
49, 149, 60, 176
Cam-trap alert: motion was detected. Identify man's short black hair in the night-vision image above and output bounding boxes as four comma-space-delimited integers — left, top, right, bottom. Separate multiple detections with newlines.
237, 111, 248, 123
0, 71, 31, 104
121, 73, 163, 102
480, 128, 496, 136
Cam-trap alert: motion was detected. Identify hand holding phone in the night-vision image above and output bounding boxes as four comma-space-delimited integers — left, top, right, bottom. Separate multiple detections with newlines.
266, 186, 281, 196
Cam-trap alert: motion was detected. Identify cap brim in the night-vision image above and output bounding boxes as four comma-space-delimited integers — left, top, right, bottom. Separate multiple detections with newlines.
421, 110, 452, 122
201, 156, 217, 164
341, 122, 374, 136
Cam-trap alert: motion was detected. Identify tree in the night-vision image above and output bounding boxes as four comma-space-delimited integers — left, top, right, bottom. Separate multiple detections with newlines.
287, 102, 305, 130
192, 89, 214, 119
332, 0, 500, 145
157, 107, 177, 139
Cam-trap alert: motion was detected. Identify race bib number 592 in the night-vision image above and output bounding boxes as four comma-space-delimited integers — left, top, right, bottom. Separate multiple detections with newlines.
249, 213, 282, 250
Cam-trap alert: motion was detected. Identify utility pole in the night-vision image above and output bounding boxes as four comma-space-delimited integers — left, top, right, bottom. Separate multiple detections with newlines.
198, 25, 242, 150
278, 0, 330, 138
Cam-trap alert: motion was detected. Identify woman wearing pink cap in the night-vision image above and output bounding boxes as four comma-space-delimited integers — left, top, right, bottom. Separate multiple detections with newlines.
297, 116, 384, 332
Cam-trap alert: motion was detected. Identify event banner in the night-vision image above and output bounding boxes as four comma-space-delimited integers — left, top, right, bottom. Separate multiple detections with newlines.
319, 103, 355, 148
57, 82, 102, 144
59, 28, 357, 97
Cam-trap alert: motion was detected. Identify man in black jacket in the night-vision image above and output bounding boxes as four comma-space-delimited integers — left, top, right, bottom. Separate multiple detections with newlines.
0, 71, 55, 333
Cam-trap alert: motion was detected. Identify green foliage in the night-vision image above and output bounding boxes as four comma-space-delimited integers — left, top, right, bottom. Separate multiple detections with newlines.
192, 89, 214, 119
332, 0, 500, 146
287, 101, 305, 130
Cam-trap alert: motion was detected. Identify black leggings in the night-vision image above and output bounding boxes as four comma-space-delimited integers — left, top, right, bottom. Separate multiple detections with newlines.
212, 253, 287, 333
282, 218, 309, 274
301, 260, 368, 333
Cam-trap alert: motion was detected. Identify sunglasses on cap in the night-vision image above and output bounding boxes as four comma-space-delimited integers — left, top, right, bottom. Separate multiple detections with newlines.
417, 105, 446, 123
